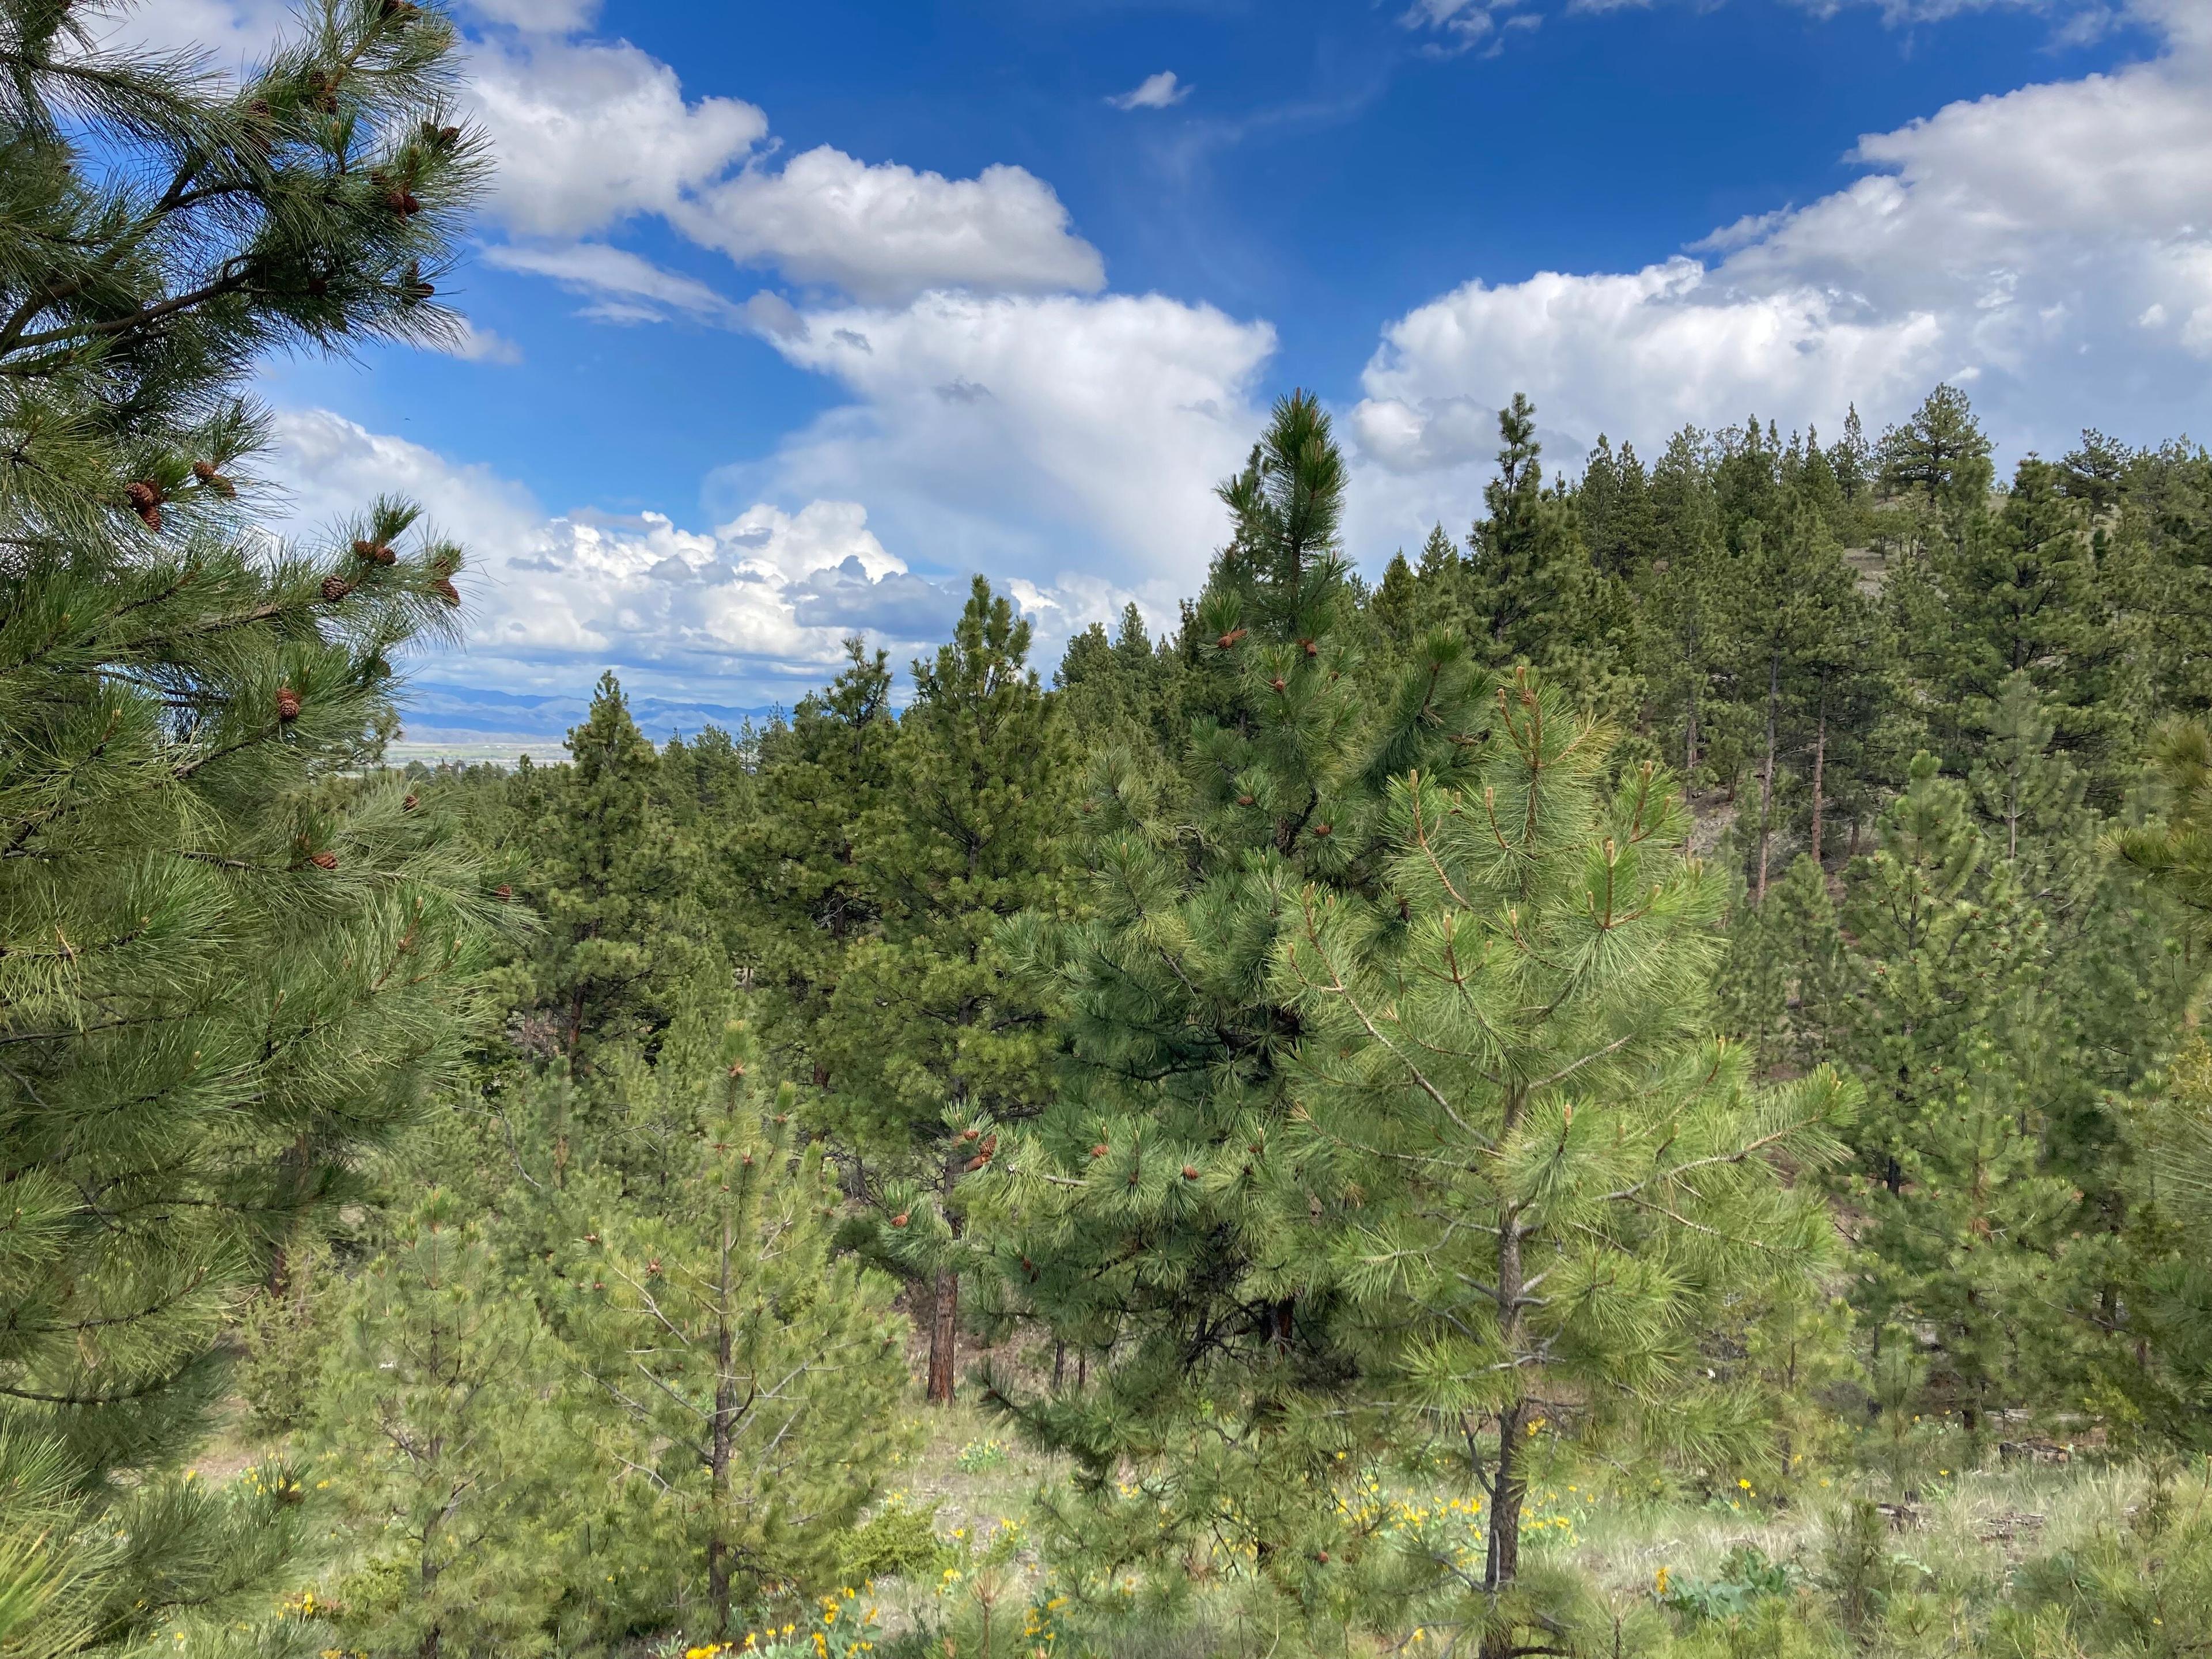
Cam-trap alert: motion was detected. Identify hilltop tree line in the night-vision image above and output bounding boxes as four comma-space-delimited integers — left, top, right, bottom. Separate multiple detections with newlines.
10, 6, 2212, 1659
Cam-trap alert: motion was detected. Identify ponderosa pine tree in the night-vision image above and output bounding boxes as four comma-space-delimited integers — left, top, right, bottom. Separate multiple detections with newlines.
1726, 501, 1866, 899
311, 1190, 567, 1659
1880, 384, 1996, 514
0, 2, 503, 1650
731, 638, 897, 1081
1463, 395, 1630, 715
823, 577, 1074, 1403
1277, 672, 1852, 1658
1830, 404, 1874, 509
1575, 433, 1657, 578
982, 393, 1497, 1619
501, 673, 709, 1066
1823, 756, 2068, 1434
1055, 601, 1168, 747
1369, 524, 1463, 661
556, 1006, 912, 1638
1931, 459, 2140, 794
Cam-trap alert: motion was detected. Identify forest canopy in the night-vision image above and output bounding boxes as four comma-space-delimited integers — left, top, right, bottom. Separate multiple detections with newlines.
8, 6, 2212, 1659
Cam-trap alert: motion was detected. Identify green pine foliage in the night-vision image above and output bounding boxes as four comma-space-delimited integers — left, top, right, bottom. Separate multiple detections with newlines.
19, 24, 2212, 1638
554, 1007, 914, 1639
979, 393, 1495, 1611
498, 673, 710, 1066
309, 1191, 568, 1659
1, 5, 506, 1653
823, 577, 1074, 1403
731, 639, 899, 1079
1278, 674, 1853, 1657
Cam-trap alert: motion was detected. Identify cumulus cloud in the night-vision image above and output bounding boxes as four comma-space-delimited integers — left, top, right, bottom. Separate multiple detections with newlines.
673, 147, 1105, 304
93, 0, 293, 64
465, 33, 1101, 305
747, 291, 1277, 597
467, 35, 770, 240
1108, 71, 1192, 111
262, 409, 982, 704
1350, 0, 2212, 552
461, 0, 601, 31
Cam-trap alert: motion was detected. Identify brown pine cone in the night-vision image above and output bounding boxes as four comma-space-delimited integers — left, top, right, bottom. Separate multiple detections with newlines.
320, 574, 352, 602
276, 686, 301, 722
430, 577, 460, 607
353, 539, 396, 566
310, 851, 338, 871
494, 884, 513, 900
402, 793, 419, 811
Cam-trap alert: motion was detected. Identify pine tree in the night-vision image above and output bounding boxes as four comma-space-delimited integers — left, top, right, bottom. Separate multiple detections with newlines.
0, 4, 502, 1649
979, 395, 1499, 1622
501, 673, 711, 1066
821, 577, 1074, 1404
556, 1007, 912, 1637
2060, 429, 2132, 516
1463, 396, 1630, 713
1369, 525, 1463, 657
1055, 602, 1166, 744
2107, 721, 2212, 1445
1878, 383, 1995, 513
1277, 673, 1851, 1657
731, 639, 897, 1081
1725, 501, 1867, 900
311, 1190, 567, 1659
1830, 405, 1873, 507
1577, 434, 1656, 577
1822, 756, 2067, 1435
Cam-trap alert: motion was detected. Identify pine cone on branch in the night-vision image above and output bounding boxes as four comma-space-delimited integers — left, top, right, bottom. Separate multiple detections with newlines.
276, 686, 301, 722
125, 480, 164, 529
320, 575, 353, 603
353, 539, 396, 566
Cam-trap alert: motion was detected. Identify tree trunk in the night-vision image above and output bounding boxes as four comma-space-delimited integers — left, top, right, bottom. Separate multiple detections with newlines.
1755, 647, 1779, 904
1809, 677, 1828, 869
1685, 659, 1701, 778
1482, 1089, 1530, 1659
708, 1212, 736, 1637
926, 1268, 959, 1404
1483, 1397, 1529, 1598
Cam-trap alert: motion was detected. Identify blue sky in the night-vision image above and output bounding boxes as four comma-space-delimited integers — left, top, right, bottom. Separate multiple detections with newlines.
150, 0, 2212, 740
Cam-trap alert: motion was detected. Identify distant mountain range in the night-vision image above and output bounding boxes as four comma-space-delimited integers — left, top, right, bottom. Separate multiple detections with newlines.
391, 680, 783, 760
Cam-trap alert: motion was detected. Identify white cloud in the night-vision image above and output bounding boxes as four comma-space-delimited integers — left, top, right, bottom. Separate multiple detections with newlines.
1350, 1, 2212, 550
435, 318, 524, 365
673, 147, 1104, 304
483, 243, 748, 327
92, 0, 292, 65
1108, 71, 1192, 111
262, 409, 974, 702
257, 409, 1131, 706
746, 291, 1277, 598
465, 36, 1101, 305
467, 35, 770, 240
462, 0, 602, 31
